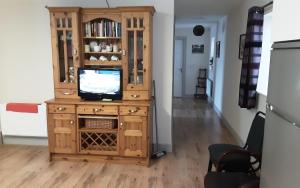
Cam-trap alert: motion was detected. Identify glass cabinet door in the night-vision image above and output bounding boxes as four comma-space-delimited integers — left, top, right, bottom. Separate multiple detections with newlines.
122, 13, 150, 90
50, 12, 80, 88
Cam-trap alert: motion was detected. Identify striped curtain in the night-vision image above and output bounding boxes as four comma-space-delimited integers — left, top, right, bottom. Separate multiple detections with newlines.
238, 6, 264, 109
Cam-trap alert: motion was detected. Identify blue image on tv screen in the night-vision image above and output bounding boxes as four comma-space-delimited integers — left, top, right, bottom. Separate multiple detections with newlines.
79, 69, 121, 95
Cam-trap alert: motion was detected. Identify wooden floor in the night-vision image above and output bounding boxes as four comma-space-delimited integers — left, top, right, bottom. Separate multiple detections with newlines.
0, 98, 236, 188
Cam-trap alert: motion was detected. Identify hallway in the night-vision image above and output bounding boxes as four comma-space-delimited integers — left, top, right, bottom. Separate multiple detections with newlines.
173, 98, 236, 182
0, 99, 236, 188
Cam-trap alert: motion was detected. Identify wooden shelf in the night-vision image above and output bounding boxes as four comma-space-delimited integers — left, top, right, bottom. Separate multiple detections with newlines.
80, 146, 118, 152
56, 28, 73, 31
78, 115, 118, 119
79, 128, 118, 133
84, 60, 122, 66
84, 52, 122, 55
84, 37, 121, 40
47, 7, 154, 165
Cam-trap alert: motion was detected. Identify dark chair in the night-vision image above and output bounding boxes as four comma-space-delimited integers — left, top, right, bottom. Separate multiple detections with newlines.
208, 111, 265, 173
204, 172, 259, 188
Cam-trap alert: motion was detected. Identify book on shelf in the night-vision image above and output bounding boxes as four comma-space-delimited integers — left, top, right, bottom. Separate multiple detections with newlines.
85, 19, 121, 38
99, 20, 103, 37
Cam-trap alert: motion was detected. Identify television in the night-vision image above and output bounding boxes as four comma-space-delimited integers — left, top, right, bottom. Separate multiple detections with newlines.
78, 68, 122, 100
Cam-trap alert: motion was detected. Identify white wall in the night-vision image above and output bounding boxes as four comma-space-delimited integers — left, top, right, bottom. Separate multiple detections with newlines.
221, 0, 270, 143
0, 0, 174, 150
0, 1, 54, 103
272, 0, 300, 42
175, 27, 211, 96
256, 12, 273, 96
213, 16, 227, 111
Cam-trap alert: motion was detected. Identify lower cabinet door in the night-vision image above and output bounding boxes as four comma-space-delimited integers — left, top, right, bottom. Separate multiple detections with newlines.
48, 114, 76, 154
119, 116, 148, 157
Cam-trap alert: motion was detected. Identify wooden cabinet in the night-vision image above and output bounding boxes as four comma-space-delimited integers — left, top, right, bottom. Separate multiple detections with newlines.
77, 105, 118, 115
78, 125, 119, 156
48, 104, 76, 113
55, 89, 78, 99
49, 8, 81, 99
122, 12, 152, 97
81, 10, 123, 67
119, 106, 148, 116
48, 113, 76, 154
48, 7, 154, 100
46, 6, 154, 166
119, 115, 148, 157
123, 91, 150, 100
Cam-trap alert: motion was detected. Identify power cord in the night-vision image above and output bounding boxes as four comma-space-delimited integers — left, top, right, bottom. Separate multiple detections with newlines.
106, 0, 110, 8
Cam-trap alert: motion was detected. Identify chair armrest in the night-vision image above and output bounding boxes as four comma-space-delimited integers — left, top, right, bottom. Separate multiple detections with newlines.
239, 179, 260, 188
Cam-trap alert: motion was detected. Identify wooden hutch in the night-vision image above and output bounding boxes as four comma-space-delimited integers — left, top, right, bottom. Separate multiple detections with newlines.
46, 6, 155, 166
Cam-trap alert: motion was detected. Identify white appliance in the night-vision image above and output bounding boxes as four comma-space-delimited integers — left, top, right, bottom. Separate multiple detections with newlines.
260, 40, 300, 188
0, 103, 47, 137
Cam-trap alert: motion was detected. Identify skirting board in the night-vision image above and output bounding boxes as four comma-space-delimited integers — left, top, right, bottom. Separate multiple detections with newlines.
3, 135, 48, 146
207, 96, 213, 105
152, 143, 172, 153
0, 132, 3, 144
213, 105, 244, 146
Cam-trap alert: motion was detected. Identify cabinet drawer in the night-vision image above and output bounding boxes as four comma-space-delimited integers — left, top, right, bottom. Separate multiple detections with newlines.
120, 106, 148, 116
55, 89, 78, 99
77, 105, 118, 115
48, 113, 76, 154
48, 104, 76, 114
123, 91, 150, 100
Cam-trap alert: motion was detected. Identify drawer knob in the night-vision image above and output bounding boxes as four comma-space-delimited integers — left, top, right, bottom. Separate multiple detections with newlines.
131, 94, 140, 98
70, 120, 74, 125
57, 107, 66, 111
63, 92, 74, 95
128, 108, 139, 113
93, 108, 103, 112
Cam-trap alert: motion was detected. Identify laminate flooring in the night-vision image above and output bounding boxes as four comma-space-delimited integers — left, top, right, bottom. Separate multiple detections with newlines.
0, 98, 236, 188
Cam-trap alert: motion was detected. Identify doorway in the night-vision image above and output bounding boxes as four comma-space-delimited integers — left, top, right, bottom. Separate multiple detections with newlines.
207, 36, 216, 102
173, 37, 186, 98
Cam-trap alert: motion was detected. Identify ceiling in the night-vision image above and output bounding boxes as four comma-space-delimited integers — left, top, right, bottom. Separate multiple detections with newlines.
175, 0, 242, 19
175, 15, 222, 28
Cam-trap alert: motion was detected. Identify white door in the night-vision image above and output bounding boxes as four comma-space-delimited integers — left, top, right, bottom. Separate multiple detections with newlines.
174, 39, 184, 97
208, 37, 216, 80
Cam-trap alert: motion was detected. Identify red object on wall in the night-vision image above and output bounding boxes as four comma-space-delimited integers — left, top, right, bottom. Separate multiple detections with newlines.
6, 103, 40, 113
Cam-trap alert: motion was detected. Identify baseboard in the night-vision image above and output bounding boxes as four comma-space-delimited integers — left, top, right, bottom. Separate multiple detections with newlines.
207, 96, 213, 105
0, 132, 3, 144
152, 143, 172, 153
213, 105, 244, 146
3, 135, 48, 146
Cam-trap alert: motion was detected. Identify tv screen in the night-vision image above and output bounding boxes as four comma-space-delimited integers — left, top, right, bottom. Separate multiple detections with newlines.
78, 68, 122, 100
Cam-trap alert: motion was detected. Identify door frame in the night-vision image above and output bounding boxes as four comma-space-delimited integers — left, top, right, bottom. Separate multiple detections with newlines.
173, 36, 187, 98
208, 36, 216, 103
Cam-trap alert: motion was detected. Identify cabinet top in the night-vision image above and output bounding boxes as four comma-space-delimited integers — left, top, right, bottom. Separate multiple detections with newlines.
45, 98, 152, 106
47, 6, 155, 15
